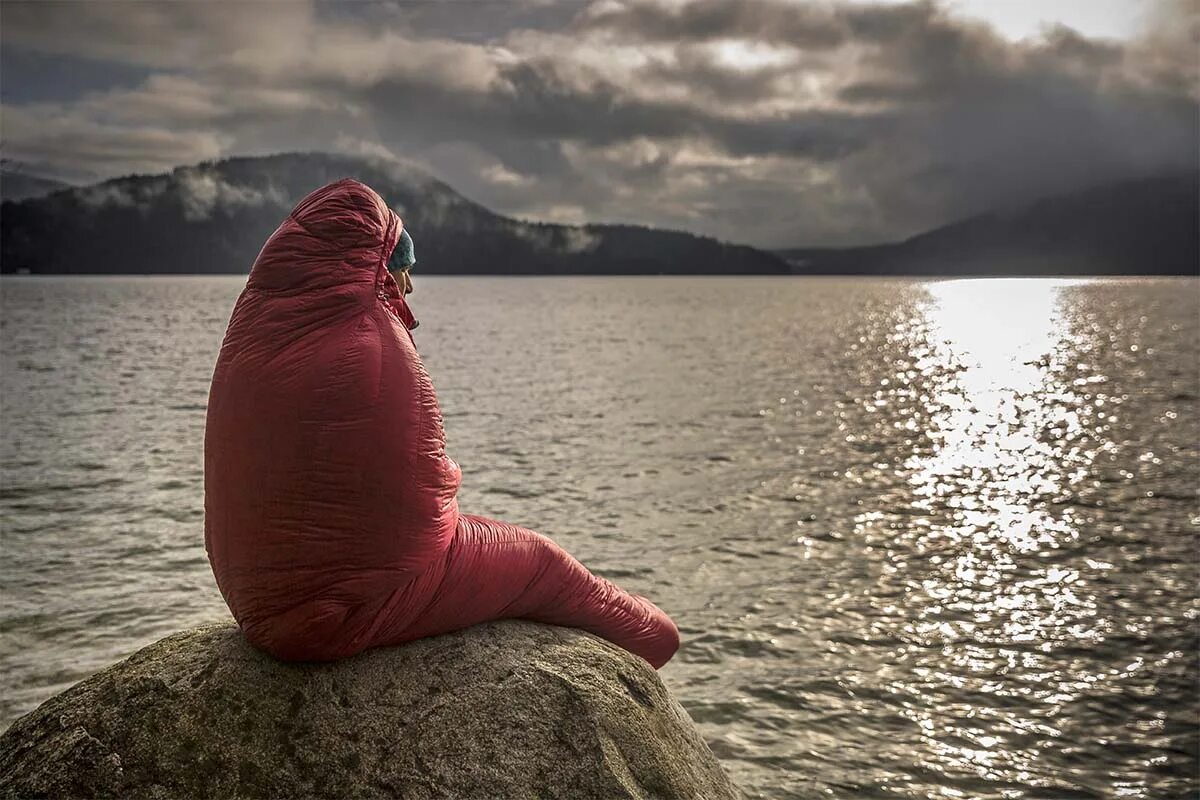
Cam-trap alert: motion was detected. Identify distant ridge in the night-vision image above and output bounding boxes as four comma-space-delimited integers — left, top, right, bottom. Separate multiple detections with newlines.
3, 154, 1194, 276
777, 173, 1200, 276
0, 161, 72, 203
0, 151, 788, 276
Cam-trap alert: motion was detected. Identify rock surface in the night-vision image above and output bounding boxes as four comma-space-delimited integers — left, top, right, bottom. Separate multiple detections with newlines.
0, 620, 742, 799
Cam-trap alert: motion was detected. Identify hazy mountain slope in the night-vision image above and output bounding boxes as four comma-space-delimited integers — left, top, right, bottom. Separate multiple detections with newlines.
0, 152, 788, 276
779, 173, 1200, 276
0, 167, 71, 203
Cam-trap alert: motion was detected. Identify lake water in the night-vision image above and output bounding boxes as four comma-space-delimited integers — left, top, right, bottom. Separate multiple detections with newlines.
1, 276, 1197, 798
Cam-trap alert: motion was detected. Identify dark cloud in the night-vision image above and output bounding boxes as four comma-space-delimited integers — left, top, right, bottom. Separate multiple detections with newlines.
576, 0, 958, 49
636, 42, 805, 103
357, 0, 589, 43
0, 0, 1196, 247
0, 47, 154, 104
576, 0, 850, 48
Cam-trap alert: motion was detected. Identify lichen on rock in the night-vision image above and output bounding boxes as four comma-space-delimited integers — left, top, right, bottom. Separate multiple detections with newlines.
0, 620, 742, 799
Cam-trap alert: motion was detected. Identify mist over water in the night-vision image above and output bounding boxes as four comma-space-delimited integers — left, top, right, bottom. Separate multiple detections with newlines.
2, 276, 1197, 799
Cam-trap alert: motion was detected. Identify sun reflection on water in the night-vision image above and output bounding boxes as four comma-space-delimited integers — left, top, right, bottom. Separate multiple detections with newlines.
885, 279, 1122, 788
908, 279, 1094, 550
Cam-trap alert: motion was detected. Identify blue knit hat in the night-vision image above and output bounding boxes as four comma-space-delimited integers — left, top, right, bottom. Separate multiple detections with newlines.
388, 228, 416, 271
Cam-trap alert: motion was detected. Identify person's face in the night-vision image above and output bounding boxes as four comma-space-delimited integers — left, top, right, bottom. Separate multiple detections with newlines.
393, 268, 413, 296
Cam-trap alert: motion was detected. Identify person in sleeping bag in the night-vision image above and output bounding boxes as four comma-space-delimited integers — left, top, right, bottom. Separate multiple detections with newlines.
203, 178, 680, 669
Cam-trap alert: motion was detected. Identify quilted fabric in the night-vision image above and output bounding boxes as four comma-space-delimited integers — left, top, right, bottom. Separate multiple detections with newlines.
204, 179, 679, 669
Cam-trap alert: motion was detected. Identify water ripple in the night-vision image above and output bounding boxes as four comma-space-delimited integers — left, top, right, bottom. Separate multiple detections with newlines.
1, 276, 1197, 799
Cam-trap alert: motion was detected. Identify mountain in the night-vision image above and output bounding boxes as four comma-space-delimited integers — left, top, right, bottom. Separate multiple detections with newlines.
0, 152, 789, 276
778, 173, 1200, 276
0, 161, 72, 203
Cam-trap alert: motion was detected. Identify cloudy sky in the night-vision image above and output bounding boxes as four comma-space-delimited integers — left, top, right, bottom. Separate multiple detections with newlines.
1, 0, 1197, 247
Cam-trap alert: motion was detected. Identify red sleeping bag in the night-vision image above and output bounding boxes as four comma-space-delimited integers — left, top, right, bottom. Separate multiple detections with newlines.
204, 178, 680, 669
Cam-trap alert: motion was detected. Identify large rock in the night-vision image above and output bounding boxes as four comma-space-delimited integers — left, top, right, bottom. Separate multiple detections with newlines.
0, 620, 741, 799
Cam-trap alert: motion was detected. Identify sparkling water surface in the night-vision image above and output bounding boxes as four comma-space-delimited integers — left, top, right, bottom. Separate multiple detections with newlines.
2, 276, 1197, 799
